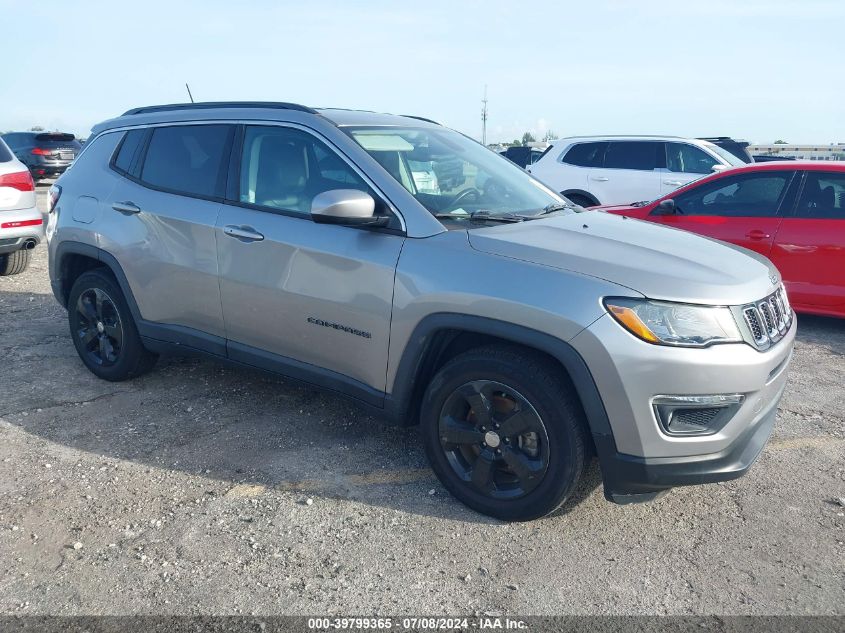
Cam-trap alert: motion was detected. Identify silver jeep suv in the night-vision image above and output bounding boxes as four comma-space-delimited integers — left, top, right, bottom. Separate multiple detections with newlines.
47, 103, 795, 520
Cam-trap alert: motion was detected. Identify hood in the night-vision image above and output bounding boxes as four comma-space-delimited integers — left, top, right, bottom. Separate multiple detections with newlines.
467, 211, 780, 305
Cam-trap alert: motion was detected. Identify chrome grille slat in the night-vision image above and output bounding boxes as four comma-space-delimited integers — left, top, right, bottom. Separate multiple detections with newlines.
741, 285, 793, 350
758, 301, 777, 337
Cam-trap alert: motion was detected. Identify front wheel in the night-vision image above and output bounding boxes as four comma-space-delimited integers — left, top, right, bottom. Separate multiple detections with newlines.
421, 345, 587, 521
67, 269, 158, 381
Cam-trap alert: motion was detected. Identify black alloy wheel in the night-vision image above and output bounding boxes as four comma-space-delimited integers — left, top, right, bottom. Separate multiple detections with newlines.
438, 380, 549, 500
67, 269, 158, 381
421, 345, 587, 521
74, 287, 124, 367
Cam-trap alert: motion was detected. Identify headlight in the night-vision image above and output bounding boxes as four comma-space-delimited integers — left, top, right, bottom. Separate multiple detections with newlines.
604, 298, 742, 347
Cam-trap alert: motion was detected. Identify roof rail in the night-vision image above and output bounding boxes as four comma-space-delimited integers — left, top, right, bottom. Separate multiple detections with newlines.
401, 114, 442, 125
122, 101, 318, 116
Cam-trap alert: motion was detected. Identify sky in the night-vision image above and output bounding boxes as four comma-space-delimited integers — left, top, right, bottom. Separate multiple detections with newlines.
1, 0, 843, 144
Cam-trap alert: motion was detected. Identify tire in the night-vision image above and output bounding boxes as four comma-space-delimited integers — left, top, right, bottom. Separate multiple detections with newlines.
563, 193, 596, 208
67, 269, 158, 381
420, 345, 587, 521
0, 249, 32, 276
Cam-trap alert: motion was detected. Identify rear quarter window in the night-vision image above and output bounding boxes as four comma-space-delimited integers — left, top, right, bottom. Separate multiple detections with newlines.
112, 129, 147, 175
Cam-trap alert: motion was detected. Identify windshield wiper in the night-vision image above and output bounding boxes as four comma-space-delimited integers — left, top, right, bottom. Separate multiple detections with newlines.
541, 202, 574, 214
469, 211, 523, 222
432, 211, 524, 223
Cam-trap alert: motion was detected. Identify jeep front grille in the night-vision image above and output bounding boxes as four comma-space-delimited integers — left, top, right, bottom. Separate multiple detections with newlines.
740, 287, 793, 350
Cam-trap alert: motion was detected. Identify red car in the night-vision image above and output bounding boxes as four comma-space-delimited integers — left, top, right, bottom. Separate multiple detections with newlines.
600, 161, 845, 318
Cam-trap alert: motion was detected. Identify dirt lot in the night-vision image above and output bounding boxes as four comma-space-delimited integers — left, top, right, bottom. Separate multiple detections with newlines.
0, 189, 843, 616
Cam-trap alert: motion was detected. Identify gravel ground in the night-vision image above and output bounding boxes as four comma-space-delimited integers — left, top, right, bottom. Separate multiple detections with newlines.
0, 189, 842, 616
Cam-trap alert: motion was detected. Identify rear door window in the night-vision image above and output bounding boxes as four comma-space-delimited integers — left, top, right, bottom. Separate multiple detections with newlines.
603, 141, 661, 171
796, 171, 845, 219
561, 142, 607, 167
139, 124, 234, 198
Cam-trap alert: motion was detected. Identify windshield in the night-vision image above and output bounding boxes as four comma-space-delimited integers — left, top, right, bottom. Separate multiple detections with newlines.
701, 142, 746, 168
346, 126, 573, 219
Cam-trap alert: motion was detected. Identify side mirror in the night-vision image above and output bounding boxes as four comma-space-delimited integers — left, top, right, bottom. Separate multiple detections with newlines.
711, 164, 728, 172
311, 189, 388, 227
655, 199, 676, 215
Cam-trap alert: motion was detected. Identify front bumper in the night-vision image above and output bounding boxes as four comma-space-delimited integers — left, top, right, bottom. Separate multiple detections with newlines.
595, 381, 783, 503
570, 311, 795, 502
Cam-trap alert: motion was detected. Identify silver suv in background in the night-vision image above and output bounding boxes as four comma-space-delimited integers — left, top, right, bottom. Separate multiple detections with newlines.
0, 137, 42, 275
47, 103, 795, 520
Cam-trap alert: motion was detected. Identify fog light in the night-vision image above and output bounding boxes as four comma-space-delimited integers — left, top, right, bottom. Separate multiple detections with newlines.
652, 394, 744, 436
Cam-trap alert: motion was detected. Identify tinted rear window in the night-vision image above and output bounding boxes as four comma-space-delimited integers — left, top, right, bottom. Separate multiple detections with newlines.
32, 133, 82, 150
562, 142, 607, 167
113, 129, 147, 175
140, 125, 233, 198
604, 141, 661, 171
35, 133, 76, 142
0, 139, 12, 162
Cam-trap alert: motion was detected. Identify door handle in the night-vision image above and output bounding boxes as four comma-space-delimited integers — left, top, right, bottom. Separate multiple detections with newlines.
664, 180, 683, 186
111, 201, 141, 215
224, 225, 265, 242
590, 176, 609, 182
745, 230, 771, 240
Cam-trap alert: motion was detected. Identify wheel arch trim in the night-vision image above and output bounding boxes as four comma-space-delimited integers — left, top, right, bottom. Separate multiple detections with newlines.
387, 313, 614, 440
561, 189, 600, 206
53, 241, 141, 316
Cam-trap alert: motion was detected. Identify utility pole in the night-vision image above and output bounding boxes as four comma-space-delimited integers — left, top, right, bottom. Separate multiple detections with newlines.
481, 85, 488, 146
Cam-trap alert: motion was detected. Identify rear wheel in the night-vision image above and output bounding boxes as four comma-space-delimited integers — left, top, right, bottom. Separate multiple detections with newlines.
67, 269, 157, 381
0, 249, 32, 276
421, 345, 587, 521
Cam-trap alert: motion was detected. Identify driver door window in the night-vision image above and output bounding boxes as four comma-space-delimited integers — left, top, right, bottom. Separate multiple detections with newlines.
654, 171, 795, 257
240, 126, 370, 216
672, 172, 792, 217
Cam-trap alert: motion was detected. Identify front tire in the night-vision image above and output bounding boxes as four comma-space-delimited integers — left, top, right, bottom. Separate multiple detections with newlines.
67, 269, 158, 381
421, 345, 587, 521
0, 249, 32, 276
